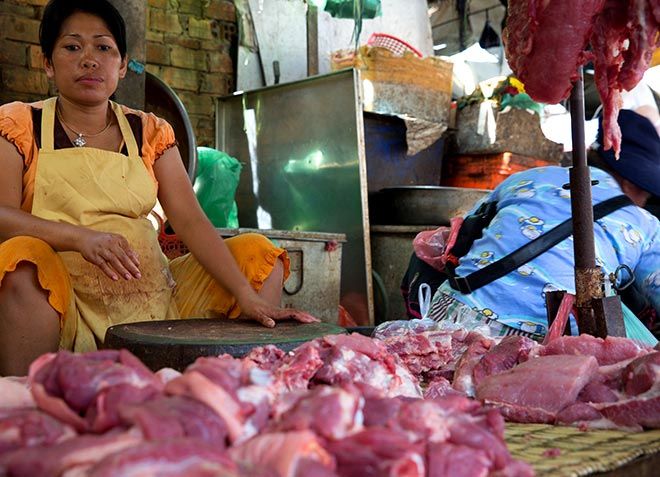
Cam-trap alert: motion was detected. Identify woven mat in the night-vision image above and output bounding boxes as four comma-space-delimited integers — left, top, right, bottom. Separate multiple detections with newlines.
505, 424, 660, 476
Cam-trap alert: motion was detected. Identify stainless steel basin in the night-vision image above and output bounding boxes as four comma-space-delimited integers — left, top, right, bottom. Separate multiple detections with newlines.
370, 186, 491, 226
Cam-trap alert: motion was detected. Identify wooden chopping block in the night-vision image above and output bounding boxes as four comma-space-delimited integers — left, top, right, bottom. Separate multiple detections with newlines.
104, 319, 347, 371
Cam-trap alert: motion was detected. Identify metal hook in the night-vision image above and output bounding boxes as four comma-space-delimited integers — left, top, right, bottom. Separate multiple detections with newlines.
610, 264, 635, 292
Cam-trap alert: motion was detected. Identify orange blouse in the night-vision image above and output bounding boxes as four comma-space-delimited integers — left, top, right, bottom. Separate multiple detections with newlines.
0, 100, 176, 212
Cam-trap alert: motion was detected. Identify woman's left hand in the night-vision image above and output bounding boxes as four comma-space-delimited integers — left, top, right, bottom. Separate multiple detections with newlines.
238, 295, 320, 328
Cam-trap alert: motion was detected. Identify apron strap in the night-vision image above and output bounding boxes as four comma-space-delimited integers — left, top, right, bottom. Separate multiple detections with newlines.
40, 98, 58, 152
110, 101, 140, 158
42, 98, 140, 158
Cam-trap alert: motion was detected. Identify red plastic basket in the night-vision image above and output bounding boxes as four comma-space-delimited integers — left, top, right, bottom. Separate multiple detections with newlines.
367, 33, 423, 58
152, 211, 189, 260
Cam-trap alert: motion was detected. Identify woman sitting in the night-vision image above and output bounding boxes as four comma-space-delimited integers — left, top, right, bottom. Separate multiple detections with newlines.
0, 0, 317, 376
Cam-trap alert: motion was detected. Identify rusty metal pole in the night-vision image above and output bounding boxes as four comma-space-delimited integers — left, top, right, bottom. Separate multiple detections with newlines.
306, 4, 319, 76
569, 67, 603, 335
108, 0, 145, 110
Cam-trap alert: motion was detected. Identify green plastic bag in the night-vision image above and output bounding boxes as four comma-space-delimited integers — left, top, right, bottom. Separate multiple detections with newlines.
194, 147, 242, 228
324, 0, 381, 19
500, 92, 544, 115
621, 302, 658, 347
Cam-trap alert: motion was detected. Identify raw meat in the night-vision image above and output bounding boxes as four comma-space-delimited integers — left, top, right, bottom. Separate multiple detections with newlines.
0, 428, 142, 477
87, 439, 250, 477
0, 409, 76, 455
591, 0, 660, 152
623, 351, 660, 396
452, 334, 495, 395
476, 355, 599, 423
324, 428, 426, 477
503, 0, 605, 104
383, 331, 454, 376
423, 376, 465, 400
256, 333, 422, 398
269, 385, 364, 440
0, 378, 34, 411
230, 431, 336, 477
119, 396, 230, 448
472, 336, 537, 387
28, 350, 163, 432
539, 334, 651, 365
504, 0, 659, 155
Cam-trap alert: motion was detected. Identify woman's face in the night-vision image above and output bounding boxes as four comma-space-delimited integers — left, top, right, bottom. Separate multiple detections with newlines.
44, 11, 127, 106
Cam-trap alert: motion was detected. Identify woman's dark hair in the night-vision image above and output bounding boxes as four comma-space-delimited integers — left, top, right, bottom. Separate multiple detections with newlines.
40, 0, 127, 61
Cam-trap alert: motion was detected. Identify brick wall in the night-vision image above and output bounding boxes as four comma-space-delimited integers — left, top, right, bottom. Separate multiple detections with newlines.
146, 0, 236, 146
0, 0, 237, 147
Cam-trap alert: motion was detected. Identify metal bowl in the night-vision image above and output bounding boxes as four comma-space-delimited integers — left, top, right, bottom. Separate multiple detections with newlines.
145, 72, 197, 184
370, 186, 491, 226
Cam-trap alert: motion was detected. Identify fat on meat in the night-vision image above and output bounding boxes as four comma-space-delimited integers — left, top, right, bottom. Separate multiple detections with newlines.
558, 352, 660, 430
267, 342, 324, 393
452, 334, 495, 396
269, 385, 364, 440
86, 438, 250, 477
0, 408, 76, 455
229, 430, 336, 477
597, 394, 660, 428
165, 355, 273, 444
264, 333, 422, 398
623, 350, 660, 396
165, 371, 249, 444
0, 428, 142, 477
0, 378, 34, 411
382, 331, 454, 376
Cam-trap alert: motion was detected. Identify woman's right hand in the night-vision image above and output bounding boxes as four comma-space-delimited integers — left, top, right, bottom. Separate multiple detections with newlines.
78, 229, 141, 281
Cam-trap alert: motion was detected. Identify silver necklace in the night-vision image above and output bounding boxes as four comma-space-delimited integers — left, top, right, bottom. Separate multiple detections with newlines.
56, 104, 113, 147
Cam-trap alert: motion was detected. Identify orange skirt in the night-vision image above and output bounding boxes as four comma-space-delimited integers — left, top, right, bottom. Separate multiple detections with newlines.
0, 234, 289, 347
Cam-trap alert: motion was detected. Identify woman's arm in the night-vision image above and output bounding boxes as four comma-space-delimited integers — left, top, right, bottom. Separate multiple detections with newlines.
154, 146, 317, 327
0, 136, 140, 281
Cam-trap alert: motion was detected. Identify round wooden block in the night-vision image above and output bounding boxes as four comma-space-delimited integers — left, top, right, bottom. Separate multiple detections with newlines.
104, 318, 346, 371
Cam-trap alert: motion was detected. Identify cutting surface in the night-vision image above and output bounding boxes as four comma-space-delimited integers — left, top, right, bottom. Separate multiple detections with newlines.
104, 318, 347, 370
106, 318, 345, 345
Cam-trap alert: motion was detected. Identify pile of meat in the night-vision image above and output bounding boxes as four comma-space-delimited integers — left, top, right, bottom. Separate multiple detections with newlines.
2, 328, 658, 476
503, 0, 659, 155
380, 327, 659, 431
0, 334, 533, 477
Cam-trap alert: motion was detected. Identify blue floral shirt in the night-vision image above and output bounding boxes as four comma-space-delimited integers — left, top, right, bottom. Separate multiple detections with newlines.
435, 166, 660, 335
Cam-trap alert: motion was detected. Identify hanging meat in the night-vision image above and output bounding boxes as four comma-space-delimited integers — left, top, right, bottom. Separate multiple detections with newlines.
503, 0, 660, 155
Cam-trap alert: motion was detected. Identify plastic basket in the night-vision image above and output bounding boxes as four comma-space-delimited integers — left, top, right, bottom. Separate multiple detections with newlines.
152, 211, 189, 260
367, 33, 423, 58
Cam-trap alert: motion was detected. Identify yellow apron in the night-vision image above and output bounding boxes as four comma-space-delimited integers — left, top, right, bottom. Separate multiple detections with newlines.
32, 98, 177, 352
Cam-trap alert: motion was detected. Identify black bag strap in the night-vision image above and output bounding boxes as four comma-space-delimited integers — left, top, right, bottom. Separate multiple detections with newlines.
448, 200, 498, 260
447, 195, 633, 294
